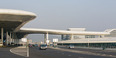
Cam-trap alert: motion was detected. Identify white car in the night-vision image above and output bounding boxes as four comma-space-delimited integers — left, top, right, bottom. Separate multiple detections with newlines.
68, 45, 74, 49
39, 44, 47, 50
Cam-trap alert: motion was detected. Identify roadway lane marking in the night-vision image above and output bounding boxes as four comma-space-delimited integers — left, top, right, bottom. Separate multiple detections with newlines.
10, 46, 28, 57
50, 47, 116, 58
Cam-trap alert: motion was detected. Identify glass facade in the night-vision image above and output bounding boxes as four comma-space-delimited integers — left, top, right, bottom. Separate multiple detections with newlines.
60, 29, 116, 49
62, 35, 101, 40
58, 43, 116, 48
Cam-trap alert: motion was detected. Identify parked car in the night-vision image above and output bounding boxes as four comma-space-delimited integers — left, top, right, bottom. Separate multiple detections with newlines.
34, 44, 38, 47
29, 44, 32, 47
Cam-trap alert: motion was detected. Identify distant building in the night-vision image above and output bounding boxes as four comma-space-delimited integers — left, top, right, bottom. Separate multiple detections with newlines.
62, 28, 86, 40
59, 28, 116, 48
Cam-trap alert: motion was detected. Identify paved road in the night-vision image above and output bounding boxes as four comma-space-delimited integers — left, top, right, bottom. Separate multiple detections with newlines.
59, 46, 116, 56
0, 47, 116, 58
0, 47, 26, 58
29, 47, 115, 58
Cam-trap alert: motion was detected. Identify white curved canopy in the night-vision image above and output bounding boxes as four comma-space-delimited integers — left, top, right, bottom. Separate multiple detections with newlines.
0, 9, 111, 38
0, 9, 36, 32
19, 28, 110, 35
0, 9, 36, 16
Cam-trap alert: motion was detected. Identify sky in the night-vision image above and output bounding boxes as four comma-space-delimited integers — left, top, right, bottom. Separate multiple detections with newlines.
0, 0, 116, 42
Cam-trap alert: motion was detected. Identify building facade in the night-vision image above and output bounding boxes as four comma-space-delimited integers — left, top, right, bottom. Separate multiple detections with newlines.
59, 28, 116, 48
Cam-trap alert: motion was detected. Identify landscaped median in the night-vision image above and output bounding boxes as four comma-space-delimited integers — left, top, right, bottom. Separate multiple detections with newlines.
10, 46, 28, 57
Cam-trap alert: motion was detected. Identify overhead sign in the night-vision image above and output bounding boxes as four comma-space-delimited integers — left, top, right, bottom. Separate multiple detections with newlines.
46, 40, 50, 44
21, 38, 27, 42
46, 40, 49, 43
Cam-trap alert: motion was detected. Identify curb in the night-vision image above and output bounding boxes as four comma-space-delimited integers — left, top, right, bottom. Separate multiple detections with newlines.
10, 46, 28, 57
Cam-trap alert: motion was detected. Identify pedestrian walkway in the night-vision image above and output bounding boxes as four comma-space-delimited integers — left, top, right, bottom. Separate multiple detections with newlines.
10, 46, 28, 57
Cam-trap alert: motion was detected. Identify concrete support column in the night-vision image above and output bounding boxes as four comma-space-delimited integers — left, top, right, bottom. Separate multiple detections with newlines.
44, 32, 49, 44
61, 35, 64, 40
12, 33, 14, 44
16, 38, 18, 44
6, 31, 8, 45
17, 39, 19, 44
13, 39, 14, 44
14, 38, 16, 44
14, 38, 18, 44
1, 28, 3, 46
15, 38, 17, 44
14, 39, 15, 44
12, 38, 14, 43
10, 32, 12, 45
70, 34, 73, 40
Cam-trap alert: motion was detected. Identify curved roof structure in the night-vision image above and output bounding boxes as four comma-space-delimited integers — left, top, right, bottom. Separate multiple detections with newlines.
19, 28, 110, 35
105, 29, 116, 33
0, 9, 36, 16
0, 9, 110, 38
0, 9, 36, 32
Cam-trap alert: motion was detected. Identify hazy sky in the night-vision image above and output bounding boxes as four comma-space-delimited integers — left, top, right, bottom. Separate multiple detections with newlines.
0, 0, 116, 42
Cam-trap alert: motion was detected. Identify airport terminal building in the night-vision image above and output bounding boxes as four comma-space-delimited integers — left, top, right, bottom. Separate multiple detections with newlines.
0, 9, 116, 49
59, 28, 116, 48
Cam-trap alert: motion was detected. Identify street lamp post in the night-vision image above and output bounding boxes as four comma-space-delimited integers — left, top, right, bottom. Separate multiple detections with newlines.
26, 39, 29, 57
21, 38, 29, 57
